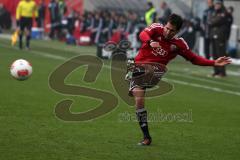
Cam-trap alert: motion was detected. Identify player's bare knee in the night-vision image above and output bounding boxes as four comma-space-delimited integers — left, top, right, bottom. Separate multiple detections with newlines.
132, 87, 145, 97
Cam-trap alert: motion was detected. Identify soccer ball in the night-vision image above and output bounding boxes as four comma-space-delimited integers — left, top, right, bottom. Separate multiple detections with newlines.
10, 59, 32, 80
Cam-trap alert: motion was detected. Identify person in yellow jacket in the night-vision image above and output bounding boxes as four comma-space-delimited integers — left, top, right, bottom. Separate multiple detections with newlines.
16, 0, 38, 49
145, 2, 157, 26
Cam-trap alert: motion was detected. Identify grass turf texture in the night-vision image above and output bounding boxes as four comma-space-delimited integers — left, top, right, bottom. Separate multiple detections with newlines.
0, 38, 240, 160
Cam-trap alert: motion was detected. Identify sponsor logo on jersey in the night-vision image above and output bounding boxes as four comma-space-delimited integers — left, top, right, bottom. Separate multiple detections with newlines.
152, 46, 168, 57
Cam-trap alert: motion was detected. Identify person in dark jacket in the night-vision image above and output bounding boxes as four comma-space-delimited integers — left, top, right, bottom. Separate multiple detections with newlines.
48, 0, 60, 39
91, 11, 103, 44
203, 0, 214, 59
37, 0, 46, 28
0, 3, 11, 29
208, 0, 228, 77
226, 6, 234, 41
158, 1, 172, 24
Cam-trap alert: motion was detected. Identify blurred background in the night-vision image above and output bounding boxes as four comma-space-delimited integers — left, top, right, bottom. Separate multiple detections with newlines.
0, 0, 239, 60
0, 1, 240, 160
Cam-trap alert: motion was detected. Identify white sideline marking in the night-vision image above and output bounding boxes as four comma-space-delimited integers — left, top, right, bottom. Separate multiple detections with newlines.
0, 34, 11, 39
164, 78, 240, 96
0, 34, 91, 55
1, 39, 240, 97
231, 58, 240, 65
0, 42, 67, 61
179, 67, 240, 77
169, 72, 240, 88
227, 70, 240, 76
30, 50, 66, 60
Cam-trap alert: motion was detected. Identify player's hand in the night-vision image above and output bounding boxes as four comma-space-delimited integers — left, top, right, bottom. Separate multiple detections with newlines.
214, 56, 232, 66
149, 40, 160, 48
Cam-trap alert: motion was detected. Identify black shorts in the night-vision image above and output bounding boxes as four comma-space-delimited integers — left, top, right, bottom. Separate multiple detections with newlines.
126, 63, 167, 96
20, 17, 32, 31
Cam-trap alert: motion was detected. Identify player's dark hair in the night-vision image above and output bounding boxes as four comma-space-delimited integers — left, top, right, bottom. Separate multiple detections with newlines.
167, 13, 183, 31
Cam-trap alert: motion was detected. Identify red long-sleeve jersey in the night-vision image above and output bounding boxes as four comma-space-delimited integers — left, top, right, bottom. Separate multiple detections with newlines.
135, 23, 215, 66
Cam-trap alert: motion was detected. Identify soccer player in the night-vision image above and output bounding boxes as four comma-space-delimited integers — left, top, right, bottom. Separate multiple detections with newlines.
128, 14, 231, 146
16, 0, 38, 50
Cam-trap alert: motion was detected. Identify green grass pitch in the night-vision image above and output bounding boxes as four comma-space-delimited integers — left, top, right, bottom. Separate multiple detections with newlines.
0, 38, 240, 160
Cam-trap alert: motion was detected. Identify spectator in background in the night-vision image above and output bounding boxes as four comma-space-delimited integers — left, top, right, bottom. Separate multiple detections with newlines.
91, 11, 103, 44
203, 0, 214, 59
109, 13, 128, 43
209, 0, 228, 77
118, 15, 128, 39
99, 11, 111, 43
126, 11, 139, 35
0, 3, 12, 30
145, 2, 157, 26
226, 6, 234, 41
0, 3, 3, 33
67, 10, 77, 35
158, 1, 172, 24
179, 19, 196, 50
82, 11, 94, 32
226, 6, 235, 58
37, 0, 46, 29
108, 11, 118, 40
58, 0, 67, 22
48, 0, 60, 39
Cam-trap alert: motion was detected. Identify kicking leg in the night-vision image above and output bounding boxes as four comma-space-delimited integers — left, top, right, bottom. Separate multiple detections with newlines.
132, 87, 151, 145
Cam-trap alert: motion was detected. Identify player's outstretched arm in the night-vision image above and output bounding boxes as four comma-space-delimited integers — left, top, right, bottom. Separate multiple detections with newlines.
214, 56, 232, 66
180, 48, 232, 66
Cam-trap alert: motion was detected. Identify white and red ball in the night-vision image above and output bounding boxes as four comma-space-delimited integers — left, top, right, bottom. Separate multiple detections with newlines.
10, 59, 32, 80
